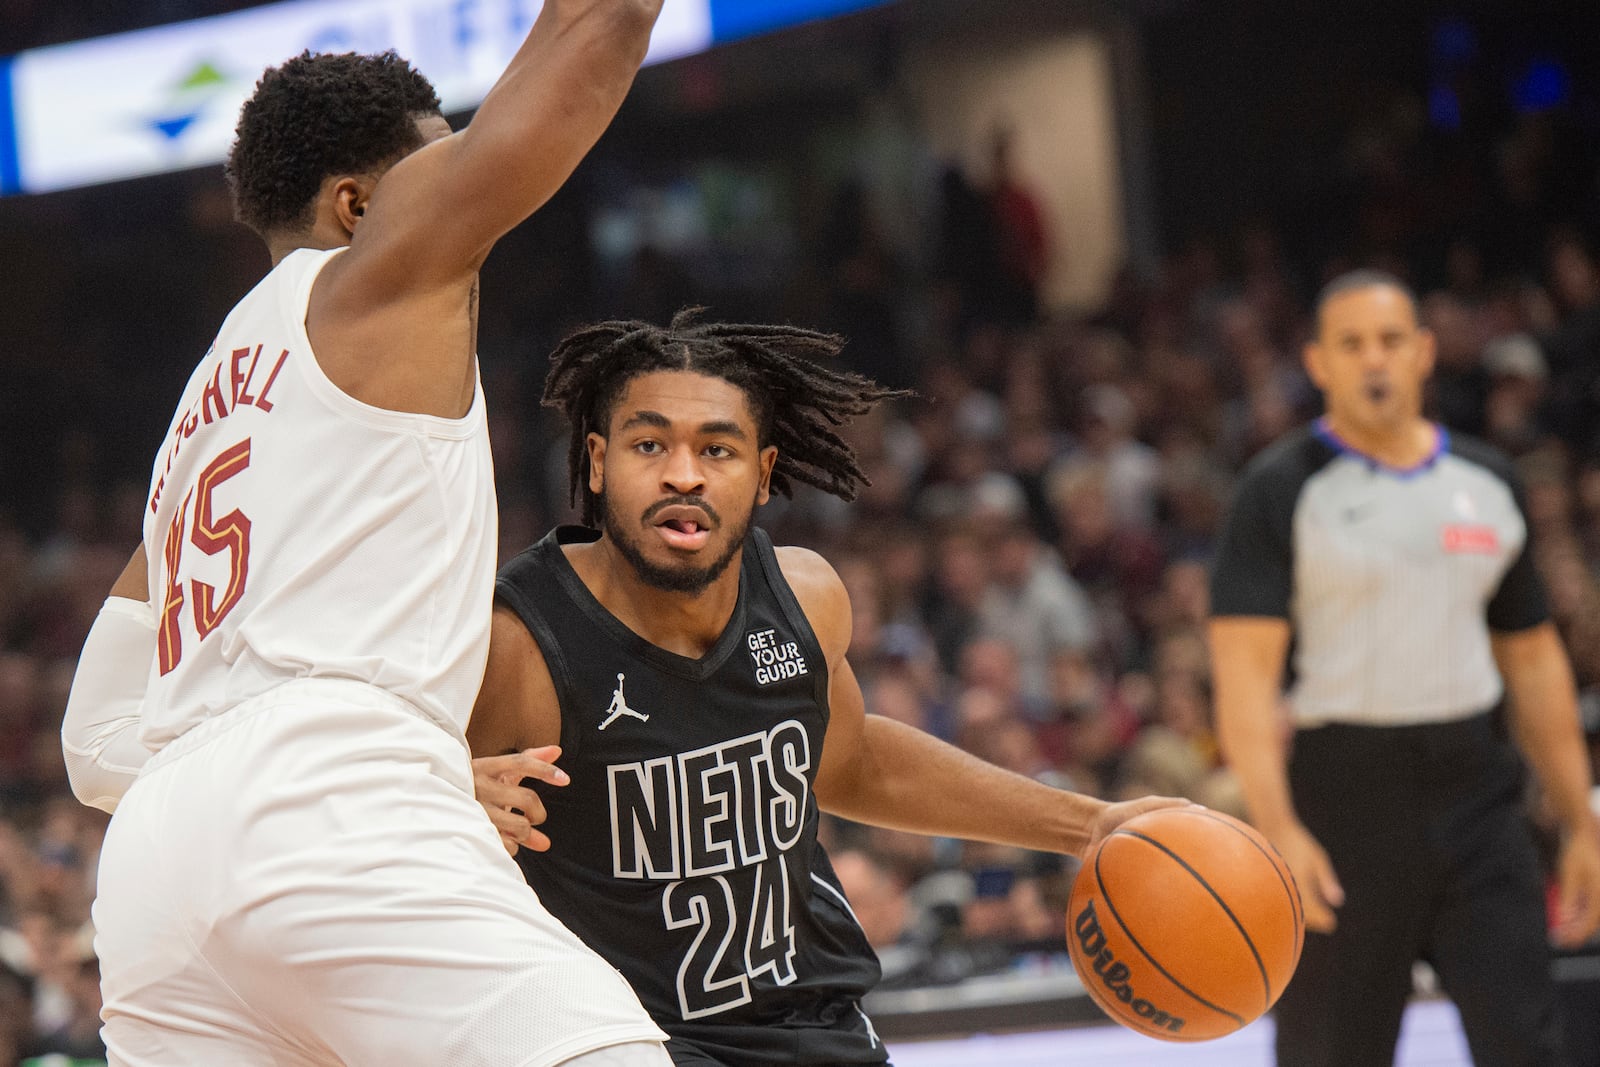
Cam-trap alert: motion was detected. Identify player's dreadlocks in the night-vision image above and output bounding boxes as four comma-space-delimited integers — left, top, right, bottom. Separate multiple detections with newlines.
543, 309, 912, 526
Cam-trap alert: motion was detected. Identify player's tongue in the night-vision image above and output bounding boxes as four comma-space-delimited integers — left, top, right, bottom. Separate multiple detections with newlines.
655, 515, 710, 550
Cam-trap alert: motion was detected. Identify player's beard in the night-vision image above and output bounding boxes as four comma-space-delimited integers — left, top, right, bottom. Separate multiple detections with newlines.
599, 490, 754, 595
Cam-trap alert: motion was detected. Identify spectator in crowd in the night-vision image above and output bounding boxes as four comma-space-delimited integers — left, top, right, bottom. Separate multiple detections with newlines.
30, 923, 104, 1063
1422, 290, 1489, 437
976, 520, 1097, 715
983, 127, 1050, 326
1056, 383, 1163, 530
1482, 332, 1552, 457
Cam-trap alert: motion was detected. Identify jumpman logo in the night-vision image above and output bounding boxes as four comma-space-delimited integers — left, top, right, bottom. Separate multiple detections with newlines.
599, 673, 650, 731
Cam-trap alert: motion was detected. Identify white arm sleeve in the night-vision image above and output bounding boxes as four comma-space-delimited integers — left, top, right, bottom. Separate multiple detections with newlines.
62, 596, 158, 814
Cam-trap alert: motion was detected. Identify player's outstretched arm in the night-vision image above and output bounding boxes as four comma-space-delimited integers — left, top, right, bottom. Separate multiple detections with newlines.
309, 0, 663, 416
783, 548, 1184, 859
1492, 622, 1600, 946
62, 546, 156, 813
816, 684, 1184, 858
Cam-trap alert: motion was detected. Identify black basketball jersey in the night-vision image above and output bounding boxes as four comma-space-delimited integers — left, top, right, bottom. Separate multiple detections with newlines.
496, 526, 887, 1066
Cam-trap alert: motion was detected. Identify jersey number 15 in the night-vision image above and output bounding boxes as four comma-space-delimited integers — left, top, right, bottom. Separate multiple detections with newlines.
158, 438, 253, 675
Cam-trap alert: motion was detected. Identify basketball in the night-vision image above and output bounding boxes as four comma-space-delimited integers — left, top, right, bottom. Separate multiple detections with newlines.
1067, 806, 1304, 1042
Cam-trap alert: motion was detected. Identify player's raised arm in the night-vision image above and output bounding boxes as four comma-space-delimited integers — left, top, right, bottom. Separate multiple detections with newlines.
298, 0, 663, 416
345, 0, 661, 288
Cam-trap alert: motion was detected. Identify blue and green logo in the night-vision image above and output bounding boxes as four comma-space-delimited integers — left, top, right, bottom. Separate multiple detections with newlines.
146, 59, 232, 142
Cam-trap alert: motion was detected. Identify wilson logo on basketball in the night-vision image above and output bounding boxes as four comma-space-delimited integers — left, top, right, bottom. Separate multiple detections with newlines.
1441, 524, 1499, 554
1073, 900, 1186, 1034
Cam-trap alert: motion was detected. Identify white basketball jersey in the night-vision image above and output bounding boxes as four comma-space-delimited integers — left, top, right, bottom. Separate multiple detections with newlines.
139, 247, 497, 750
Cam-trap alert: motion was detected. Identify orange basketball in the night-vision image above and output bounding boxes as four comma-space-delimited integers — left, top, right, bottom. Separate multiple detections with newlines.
1066, 806, 1304, 1042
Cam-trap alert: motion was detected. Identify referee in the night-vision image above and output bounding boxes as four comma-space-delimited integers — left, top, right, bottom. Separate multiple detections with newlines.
1208, 270, 1600, 1067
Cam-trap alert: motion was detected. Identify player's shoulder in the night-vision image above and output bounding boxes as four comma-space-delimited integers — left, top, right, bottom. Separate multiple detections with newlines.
1441, 430, 1520, 487
774, 544, 847, 604
486, 599, 556, 691
491, 598, 546, 649
497, 527, 569, 587
774, 544, 850, 657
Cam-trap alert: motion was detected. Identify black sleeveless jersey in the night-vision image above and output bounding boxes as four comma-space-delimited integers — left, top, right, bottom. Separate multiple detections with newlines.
496, 526, 887, 1066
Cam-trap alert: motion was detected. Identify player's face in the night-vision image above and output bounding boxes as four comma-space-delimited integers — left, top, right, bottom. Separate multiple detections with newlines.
588, 371, 778, 596
1304, 285, 1436, 437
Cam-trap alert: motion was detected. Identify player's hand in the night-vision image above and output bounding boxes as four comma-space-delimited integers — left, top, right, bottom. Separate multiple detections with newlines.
1270, 821, 1343, 933
472, 746, 569, 856
1553, 816, 1600, 947
1085, 795, 1191, 854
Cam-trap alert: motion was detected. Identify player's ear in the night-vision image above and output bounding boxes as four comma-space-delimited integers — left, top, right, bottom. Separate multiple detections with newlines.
755, 446, 778, 505
329, 175, 371, 237
587, 432, 608, 495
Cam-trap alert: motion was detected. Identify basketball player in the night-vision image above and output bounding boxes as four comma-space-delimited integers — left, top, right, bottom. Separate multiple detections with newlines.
467, 313, 1187, 1064
1209, 270, 1600, 1066
59, 7, 676, 1065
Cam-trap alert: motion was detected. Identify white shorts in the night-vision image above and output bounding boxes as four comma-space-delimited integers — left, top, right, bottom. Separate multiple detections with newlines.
94, 678, 666, 1067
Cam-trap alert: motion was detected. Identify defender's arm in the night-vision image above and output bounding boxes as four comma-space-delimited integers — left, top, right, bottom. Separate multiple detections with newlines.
62, 547, 156, 813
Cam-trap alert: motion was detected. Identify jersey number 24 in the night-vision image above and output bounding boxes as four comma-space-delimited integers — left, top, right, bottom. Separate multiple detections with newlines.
663, 855, 798, 1019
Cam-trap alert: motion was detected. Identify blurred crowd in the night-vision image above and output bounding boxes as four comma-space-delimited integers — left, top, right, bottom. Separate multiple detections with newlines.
5, 6, 1600, 1061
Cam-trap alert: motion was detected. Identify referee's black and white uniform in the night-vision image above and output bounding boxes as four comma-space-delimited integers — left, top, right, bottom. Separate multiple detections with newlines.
1210, 417, 1566, 1066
